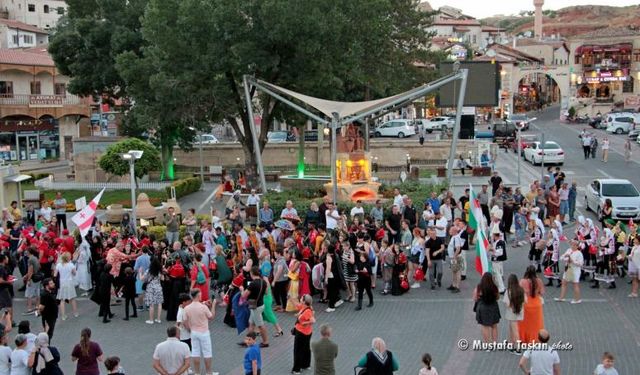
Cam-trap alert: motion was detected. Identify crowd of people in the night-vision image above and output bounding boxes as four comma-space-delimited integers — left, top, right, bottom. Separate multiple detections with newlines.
0, 168, 635, 375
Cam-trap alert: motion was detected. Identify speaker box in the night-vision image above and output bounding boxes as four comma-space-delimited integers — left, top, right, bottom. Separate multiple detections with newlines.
459, 114, 475, 140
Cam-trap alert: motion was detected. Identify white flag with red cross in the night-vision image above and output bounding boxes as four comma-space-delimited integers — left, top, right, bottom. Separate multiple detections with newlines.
71, 188, 105, 238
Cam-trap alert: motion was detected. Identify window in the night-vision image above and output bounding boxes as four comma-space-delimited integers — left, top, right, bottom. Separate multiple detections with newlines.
57, 7, 65, 15
11, 35, 19, 45
0, 81, 14, 96
30, 81, 41, 95
22, 34, 33, 44
43, 4, 49, 13
54, 83, 66, 96
623, 76, 634, 93
28, 3, 35, 12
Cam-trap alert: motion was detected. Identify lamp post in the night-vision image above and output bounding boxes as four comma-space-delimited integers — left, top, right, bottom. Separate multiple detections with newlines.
121, 150, 144, 226
189, 127, 205, 190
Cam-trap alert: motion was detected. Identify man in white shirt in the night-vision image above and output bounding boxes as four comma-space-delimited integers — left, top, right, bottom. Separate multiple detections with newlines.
246, 189, 260, 207
519, 329, 561, 375
393, 189, 404, 212
176, 294, 192, 350
432, 212, 448, 242
153, 326, 191, 375
10, 334, 30, 375
325, 202, 340, 231
350, 200, 365, 221
446, 226, 464, 293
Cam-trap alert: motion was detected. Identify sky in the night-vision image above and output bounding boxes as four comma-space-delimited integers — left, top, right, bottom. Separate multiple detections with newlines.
424, 0, 638, 19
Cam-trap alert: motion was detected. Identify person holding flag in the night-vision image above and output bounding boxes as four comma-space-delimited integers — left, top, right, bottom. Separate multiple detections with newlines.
468, 185, 492, 277
71, 189, 106, 239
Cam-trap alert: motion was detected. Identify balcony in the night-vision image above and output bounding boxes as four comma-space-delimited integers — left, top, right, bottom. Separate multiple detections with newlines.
0, 94, 90, 118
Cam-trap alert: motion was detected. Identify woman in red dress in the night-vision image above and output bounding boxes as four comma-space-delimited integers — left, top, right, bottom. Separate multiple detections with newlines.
190, 253, 210, 302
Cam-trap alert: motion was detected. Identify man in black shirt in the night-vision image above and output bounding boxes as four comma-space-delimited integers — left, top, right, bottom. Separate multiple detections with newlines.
489, 171, 503, 197
424, 229, 445, 289
241, 266, 269, 347
38, 278, 58, 341
385, 205, 402, 245
402, 198, 417, 230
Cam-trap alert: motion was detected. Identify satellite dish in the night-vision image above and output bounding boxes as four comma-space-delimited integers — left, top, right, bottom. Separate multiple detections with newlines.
486, 49, 496, 57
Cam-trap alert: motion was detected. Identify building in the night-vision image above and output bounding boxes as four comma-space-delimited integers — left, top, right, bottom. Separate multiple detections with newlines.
568, 27, 640, 114
0, 0, 67, 30
427, 15, 506, 50
0, 18, 48, 48
513, 38, 569, 66
0, 46, 91, 163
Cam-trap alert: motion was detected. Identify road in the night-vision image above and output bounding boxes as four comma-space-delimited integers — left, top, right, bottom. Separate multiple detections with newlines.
8, 107, 640, 375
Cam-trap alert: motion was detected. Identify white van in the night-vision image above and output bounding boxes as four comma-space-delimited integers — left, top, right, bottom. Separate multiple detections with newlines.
605, 112, 640, 134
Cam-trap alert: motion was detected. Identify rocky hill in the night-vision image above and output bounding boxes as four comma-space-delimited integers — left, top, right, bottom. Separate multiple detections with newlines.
482, 5, 640, 38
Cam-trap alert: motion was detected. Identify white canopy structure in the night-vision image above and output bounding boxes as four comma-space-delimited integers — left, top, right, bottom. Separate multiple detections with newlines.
243, 67, 469, 203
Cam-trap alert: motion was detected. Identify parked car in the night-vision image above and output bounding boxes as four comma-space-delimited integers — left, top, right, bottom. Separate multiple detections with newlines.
628, 129, 640, 141
267, 131, 292, 143
604, 113, 640, 134
195, 134, 220, 144
508, 114, 535, 130
510, 134, 539, 155
373, 119, 416, 138
585, 179, 640, 220
416, 116, 455, 133
523, 141, 565, 166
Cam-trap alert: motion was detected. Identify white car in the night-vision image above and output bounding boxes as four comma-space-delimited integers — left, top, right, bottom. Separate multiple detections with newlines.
373, 119, 416, 138
416, 116, 454, 133
195, 134, 219, 144
523, 141, 565, 166
585, 179, 640, 221
604, 113, 640, 134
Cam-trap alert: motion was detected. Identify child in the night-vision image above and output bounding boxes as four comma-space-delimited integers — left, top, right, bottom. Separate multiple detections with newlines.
419, 353, 438, 375
594, 352, 618, 375
176, 293, 192, 350
380, 240, 393, 295
104, 356, 125, 375
243, 332, 261, 375
122, 267, 137, 320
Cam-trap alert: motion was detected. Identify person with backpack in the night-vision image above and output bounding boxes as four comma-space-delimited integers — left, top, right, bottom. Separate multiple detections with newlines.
190, 253, 210, 302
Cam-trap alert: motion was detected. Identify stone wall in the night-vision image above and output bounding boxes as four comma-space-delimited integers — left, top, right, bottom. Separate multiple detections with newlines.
73, 137, 493, 183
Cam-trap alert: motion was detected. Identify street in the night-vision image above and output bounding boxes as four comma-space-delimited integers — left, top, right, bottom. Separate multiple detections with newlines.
8, 106, 640, 375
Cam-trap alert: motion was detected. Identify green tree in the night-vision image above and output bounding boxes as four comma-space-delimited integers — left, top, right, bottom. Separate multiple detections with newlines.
98, 138, 161, 182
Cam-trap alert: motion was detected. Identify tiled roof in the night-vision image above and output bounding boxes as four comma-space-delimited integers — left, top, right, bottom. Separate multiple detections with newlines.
0, 19, 48, 34
481, 26, 505, 32
572, 27, 640, 40
0, 48, 55, 66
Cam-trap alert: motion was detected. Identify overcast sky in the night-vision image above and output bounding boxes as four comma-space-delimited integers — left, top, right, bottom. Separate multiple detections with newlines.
425, 0, 638, 19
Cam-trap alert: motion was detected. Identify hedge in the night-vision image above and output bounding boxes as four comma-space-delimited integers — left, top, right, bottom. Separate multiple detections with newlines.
263, 180, 447, 221
166, 177, 202, 200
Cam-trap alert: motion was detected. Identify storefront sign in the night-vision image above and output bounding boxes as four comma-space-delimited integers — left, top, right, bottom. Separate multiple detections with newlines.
584, 70, 628, 83
0, 121, 55, 132
28, 95, 63, 108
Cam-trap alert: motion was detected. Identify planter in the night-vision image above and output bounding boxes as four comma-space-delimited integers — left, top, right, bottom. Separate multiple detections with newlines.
437, 167, 446, 177
481, 167, 492, 176
472, 167, 483, 176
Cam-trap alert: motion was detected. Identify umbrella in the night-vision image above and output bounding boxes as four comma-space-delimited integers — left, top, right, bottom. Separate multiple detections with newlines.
274, 219, 296, 231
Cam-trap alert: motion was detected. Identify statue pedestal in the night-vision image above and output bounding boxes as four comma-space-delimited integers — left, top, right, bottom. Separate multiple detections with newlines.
324, 181, 381, 203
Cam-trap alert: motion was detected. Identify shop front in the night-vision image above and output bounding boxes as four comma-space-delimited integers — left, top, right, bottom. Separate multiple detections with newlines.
0, 118, 60, 162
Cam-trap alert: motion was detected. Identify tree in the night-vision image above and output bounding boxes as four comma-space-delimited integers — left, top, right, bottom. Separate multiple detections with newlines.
98, 138, 161, 182
116, 0, 436, 186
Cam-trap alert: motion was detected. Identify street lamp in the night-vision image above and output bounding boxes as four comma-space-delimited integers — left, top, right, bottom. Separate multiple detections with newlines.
121, 150, 144, 226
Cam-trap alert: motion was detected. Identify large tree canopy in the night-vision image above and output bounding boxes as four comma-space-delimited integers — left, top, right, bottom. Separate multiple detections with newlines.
51, 0, 438, 183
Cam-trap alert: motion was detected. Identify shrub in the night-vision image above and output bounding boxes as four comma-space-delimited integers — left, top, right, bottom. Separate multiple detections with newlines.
166, 177, 202, 200
146, 225, 188, 240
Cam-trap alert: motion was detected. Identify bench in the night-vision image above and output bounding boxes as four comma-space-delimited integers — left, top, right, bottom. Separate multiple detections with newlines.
192, 165, 224, 182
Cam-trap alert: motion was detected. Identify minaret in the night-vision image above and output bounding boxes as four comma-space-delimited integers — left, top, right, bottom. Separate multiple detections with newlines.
534, 0, 544, 39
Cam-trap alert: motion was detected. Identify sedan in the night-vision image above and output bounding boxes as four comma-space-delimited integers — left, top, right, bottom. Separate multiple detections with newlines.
523, 141, 564, 166
417, 117, 455, 133
508, 114, 535, 131
585, 179, 640, 220
373, 120, 416, 138
195, 134, 219, 144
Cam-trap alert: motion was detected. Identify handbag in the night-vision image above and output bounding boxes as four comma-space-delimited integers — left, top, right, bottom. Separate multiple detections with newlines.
247, 280, 265, 309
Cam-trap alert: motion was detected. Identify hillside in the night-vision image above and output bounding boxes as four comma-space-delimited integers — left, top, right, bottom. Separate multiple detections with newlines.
482, 5, 640, 38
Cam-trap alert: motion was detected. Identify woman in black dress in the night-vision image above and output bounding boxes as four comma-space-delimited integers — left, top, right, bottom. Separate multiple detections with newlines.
474, 272, 501, 343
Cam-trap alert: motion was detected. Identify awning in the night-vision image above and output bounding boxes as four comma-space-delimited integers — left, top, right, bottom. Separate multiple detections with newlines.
3, 174, 32, 183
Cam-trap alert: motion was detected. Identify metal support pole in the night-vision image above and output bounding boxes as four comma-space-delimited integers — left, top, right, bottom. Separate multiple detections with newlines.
331, 112, 339, 204
364, 117, 370, 151
446, 69, 469, 188
198, 134, 204, 190
242, 75, 268, 193
129, 159, 137, 225
540, 132, 545, 182
517, 129, 522, 186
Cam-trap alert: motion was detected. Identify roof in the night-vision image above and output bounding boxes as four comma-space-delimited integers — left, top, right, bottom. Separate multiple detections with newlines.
432, 19, 481, 26
515, 38, 570, 52
481, 26, 505, 32
0, 48, 55, 66
0, 19, 48, 34
485, 43, 544, 63
572, 27, 640, 40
